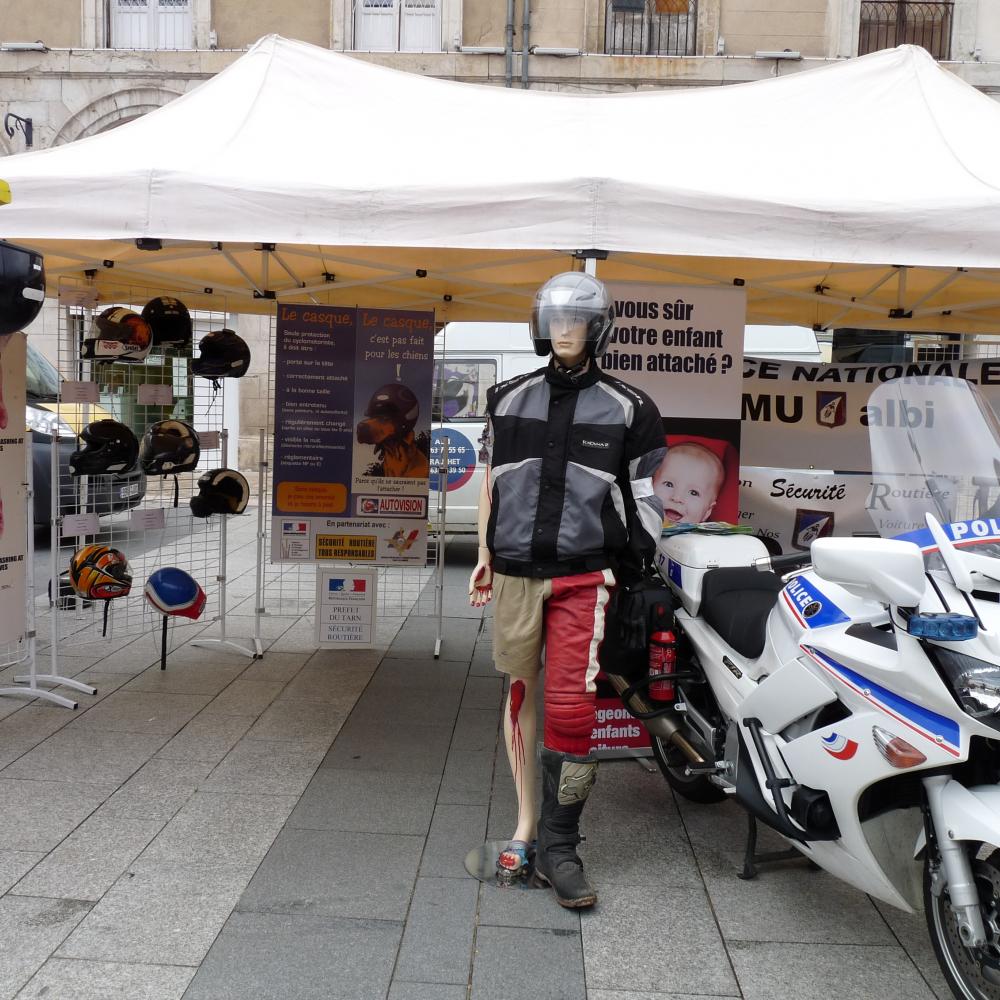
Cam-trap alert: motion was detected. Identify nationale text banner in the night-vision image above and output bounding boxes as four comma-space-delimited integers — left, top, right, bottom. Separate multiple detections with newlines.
271, 305, 434, 565
0, 333, 26, 646
605, 283, 746, 523
741, 356, 1000, 472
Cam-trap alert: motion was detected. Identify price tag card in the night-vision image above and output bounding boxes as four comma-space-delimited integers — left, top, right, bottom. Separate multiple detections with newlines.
130, 507, 166, 531
137, 383, 174, 406
61, 513, 100, 537
198, 431, 221, 450
62, 381, 100, 404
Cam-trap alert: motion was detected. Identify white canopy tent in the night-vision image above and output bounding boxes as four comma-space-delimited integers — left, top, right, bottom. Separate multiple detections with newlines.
2, 35, 1000, 332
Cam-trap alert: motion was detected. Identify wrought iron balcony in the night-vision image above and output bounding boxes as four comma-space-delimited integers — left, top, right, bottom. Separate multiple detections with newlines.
605, 0, 697, 56
858, 1, 953, 60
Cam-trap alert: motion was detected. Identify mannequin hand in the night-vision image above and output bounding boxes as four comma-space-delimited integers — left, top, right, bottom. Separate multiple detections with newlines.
469, 547, 493, 607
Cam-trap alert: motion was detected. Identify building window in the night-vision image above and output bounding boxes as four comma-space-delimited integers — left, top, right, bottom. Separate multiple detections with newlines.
110, 0, 193, 48
353, 0, 441, 51
858, 1, 953, 60
605, 0, 697, 56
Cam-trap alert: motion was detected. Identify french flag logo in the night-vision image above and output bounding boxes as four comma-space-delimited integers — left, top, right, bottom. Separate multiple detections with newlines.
283, 522, 308, 533
822, 732, 859, 760
329, 578, 367, 593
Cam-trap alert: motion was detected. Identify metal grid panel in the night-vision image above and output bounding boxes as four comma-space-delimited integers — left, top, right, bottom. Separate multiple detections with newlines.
35, 279, 229, 655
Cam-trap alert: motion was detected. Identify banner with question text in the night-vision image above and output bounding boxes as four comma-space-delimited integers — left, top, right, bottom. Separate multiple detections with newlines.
605, 283, 746, 524
0, 333, 26, 646
270, 304, 435, 565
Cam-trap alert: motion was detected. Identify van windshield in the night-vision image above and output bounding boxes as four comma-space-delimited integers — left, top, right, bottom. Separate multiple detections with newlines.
26, 342, 60, 401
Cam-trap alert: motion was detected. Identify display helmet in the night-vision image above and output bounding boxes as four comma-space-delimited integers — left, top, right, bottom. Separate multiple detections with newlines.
189, 468, 250, 517
529, 271, 615, 359
364, 383, 420, 436
0, 240, 45, 336
192, 329, 251, 380
141, 296, 192, 347
69, 544, 132, 600
82, 306, 153, 363
140, 419, 200, 475
69, 419, 140, 476
144, 567, 206, 619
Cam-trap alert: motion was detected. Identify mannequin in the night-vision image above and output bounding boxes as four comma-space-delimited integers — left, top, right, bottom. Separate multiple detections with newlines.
468, 272, 665, 908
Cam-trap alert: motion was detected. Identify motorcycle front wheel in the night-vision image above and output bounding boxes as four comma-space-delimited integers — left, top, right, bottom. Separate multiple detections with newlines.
924, 845, 1000, 1000
649, 731, 726, 804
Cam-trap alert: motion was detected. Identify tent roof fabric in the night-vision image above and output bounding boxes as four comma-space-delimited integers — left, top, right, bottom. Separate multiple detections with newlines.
3, 36, 1000, 331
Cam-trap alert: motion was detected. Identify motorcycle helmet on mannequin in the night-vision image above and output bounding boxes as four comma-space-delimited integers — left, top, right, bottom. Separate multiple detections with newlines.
190, 468, 250, 517
69, 420, 139, 476
141, 296, 192, 347
144, 567, 206, 619
192, 329, 251, 383
82, 307, 153, 363
529, 272, 615, 359
140, 420, 200, 475
0, 240, 45, 336
69, 544, 132, 600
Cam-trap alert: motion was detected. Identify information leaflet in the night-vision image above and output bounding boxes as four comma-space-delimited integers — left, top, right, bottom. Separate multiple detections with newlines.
271, 305, 434, 565
0, 333, 26, 646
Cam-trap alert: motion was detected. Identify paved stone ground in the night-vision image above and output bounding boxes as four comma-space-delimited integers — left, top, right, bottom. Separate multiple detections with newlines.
0, 518, 956, 999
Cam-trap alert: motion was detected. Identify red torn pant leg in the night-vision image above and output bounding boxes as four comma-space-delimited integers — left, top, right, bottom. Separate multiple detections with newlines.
542, 569, 614, 755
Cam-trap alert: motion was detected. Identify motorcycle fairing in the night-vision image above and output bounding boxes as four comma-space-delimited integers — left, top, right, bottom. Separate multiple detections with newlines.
781, 575, 850, 630
801, 645, 962, 759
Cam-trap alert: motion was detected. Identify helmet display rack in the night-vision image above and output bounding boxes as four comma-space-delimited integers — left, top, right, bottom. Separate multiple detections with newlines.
0, 430, 82, 708
30, 279, 245, 702
257, 312, 445, 651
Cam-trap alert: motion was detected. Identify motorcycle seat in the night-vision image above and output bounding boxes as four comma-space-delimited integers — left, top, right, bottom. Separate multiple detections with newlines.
700, 567, 784, 660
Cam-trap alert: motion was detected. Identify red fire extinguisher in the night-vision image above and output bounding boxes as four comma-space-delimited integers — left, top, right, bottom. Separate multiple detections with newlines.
648, 629, 677, 701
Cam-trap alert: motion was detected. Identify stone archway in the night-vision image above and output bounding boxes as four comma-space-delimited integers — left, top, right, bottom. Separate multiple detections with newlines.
53, 85, 187, 146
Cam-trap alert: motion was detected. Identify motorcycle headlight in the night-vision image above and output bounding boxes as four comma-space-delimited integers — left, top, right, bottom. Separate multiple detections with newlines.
936, 648, 1000, 725
26, 405, 75, 441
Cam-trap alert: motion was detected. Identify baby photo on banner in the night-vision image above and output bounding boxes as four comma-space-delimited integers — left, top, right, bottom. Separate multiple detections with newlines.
604, 283, 746, 524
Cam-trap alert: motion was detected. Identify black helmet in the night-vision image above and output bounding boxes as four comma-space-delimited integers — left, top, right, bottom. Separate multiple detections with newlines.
69, 420, 139, 476
192, 329, 251, 380
529, 272, 615, 358
0, 240, 44, 336
82, 306, 153, 363
141, 296, 192, 347
140, 419, 200, 475
364, 383, 420, 436
190, 468, 250, 517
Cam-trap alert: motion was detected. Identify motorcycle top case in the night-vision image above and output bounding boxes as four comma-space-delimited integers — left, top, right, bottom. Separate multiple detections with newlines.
656, 533, 770, 616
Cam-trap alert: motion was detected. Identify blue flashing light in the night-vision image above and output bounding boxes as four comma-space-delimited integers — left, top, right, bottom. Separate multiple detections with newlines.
908, 613, 979, 641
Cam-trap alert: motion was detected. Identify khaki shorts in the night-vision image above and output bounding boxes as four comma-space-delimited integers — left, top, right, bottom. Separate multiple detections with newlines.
492, 569, 615, 683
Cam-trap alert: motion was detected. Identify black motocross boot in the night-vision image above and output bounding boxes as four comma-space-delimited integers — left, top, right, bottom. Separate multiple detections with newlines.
533, 747, 598, 908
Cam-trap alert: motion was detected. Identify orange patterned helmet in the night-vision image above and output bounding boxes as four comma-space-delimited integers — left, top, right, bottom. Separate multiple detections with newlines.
68, 544, 132, 600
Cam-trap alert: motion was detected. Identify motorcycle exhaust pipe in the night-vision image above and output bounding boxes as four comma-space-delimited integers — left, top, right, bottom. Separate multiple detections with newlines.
604, 672, 706, 765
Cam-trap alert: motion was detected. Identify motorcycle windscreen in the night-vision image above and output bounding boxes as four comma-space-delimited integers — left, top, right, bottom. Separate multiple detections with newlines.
867, 376, 1000, 549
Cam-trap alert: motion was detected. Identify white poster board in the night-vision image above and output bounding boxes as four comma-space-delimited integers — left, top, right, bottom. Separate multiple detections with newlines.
315, 568, 378, 648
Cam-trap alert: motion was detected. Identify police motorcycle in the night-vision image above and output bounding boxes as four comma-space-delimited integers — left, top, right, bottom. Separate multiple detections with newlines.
607, 376, 1000, 1000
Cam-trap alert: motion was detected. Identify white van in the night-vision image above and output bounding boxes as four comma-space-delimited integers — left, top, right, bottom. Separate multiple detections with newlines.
429, 322, 822, 531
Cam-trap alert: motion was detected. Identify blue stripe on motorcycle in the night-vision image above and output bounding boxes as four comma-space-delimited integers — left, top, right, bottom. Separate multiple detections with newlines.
803, 645, 961, 753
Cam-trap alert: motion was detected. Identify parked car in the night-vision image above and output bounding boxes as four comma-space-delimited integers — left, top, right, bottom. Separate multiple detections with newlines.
25, 342, 146, 525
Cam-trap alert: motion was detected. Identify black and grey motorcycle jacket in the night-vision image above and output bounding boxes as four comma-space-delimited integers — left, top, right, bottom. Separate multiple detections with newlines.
480, 360, 666, 580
